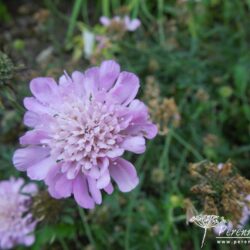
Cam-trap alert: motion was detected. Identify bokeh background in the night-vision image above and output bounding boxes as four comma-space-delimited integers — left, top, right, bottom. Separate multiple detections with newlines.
0, 0, 250, 249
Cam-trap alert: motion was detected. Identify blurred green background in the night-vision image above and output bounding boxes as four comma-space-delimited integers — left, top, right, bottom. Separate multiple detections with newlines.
0, 0, 250, 249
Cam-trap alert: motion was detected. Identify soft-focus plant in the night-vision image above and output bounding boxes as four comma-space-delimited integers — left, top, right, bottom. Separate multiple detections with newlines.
0, 177, 37, 249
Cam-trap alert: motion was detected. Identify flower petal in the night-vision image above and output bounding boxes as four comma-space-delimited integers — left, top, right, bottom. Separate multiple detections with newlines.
99, 157, 109, 175
126, 123, 158, 139
22, 183, 38, 195
128, 99, 149, 123
108, 71, 139, 105
27, 157, 55, 180
87, 177, 102, 204
11, 178, 24, 191
96, 170, 110, 189
99, 60, 120, 91
73, 174, 95, 209
45, 164, 62, 198
100, 16, 111, 26
66, 163, 80, 180
106, 148, 124, 158
13, 146, 49, 171
59, 73, 71, 86
110, 158, 139, 192
19, 130, 49, 145
23, 111, 40, 127
24, 97, 50, 114
121, 136, 146, 154
55, 174, 73, 198
72, 71, 86, 97
23, 235, 35, 246
88, 165, 101, 179
124, 16, 141, 31
104, 182, 114, 194
83, 67, 100, 98
30, 77, 58, 104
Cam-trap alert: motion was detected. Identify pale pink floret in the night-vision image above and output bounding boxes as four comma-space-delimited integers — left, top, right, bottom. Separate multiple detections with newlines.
0, 178, 37, 249
100, 15, 141, 31
13, 60, 157, 209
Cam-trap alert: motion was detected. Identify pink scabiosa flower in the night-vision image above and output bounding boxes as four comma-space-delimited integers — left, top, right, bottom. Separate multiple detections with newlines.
0, 178, 37, 249
100, 16, 141, 31
13, 60, 157, 209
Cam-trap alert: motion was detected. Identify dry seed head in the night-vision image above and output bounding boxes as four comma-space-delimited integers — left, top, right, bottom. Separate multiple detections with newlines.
107, 21, 126, 39
144, 77, 181, 136
204, 196, 218, 215
151, 168, 165, 184
203, 134, 219, 147
31, 191, 63, 224
148, 59, 160, 72
150, 224, 160, 237
190, 184, 215, 195
33, 8, 50, 24
187, 160, 250, 227
195, 88, 209, 102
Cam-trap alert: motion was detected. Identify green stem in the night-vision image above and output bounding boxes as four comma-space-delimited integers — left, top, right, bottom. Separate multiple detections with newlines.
173, 215, 186, 222
231, 144, 250, 155
124, 194, 135, 250
173, 149, 188, 191
124, 176, 143, 250
78, 206, 95, 247
131, 0, 140, 18
65, 0, 83, 44
125, 150, 148, 250
4, 86, 24, 114
59, 237, 69, 250
163, 205, 173, 241
82, 0, 89, 24
102, 0, 110, 17
140, 0, 154, 21
159, 129, 173, 169
44, 0, 69, 22
171, 130, 203, 161
157, 0, 165, 44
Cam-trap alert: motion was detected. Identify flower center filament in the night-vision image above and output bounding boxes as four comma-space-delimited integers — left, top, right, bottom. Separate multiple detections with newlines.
48, 100, 121, 168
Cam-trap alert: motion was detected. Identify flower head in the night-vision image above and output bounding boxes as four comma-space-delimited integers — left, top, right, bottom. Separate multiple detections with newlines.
13, 60, 157, 209
144, 76, 181, 135
100, 16, 141, 31
0, 177, 37, 249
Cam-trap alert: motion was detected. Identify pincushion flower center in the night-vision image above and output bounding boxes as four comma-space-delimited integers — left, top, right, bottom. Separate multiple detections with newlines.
49, 100, 121, 167
0, 196, 21, 231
